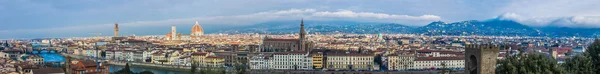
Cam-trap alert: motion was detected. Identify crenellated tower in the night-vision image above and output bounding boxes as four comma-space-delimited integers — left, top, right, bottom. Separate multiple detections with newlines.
114, 23, 119, 37
465, 44, 500, 74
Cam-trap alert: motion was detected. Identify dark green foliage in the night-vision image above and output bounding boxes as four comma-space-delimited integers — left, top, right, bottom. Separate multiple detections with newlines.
496, 53, 565, 74
114, 63, 134, 74
101, 51, 106, 58
587, 39, 600, 73
441, 62, 447, 74
138, 71, 154, 74
235, 64, 246, 74
563, 54, 595, 74
196, 65, 226, 74
191, 62, 197, 74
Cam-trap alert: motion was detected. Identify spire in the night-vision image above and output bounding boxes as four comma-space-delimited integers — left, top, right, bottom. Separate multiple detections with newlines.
3, 41, 7, 47
299, 19, 306, 51
301, 18, 304, 26
195, 20, 199, 25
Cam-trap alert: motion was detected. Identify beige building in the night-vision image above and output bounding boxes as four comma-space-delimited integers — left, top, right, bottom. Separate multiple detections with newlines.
387, 53, 415, 71
201, 56, 225, 68
26, 55, 44, 65
326, 52, 376, 71
311, 52, 324, 69
151, 51, 180, 64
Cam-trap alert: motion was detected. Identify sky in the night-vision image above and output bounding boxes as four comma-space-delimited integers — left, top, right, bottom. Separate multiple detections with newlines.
0, 0, 599, 39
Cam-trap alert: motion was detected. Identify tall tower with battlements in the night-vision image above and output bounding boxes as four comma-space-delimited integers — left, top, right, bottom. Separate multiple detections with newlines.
465, 44, 500, 74
114, 23, 119, 37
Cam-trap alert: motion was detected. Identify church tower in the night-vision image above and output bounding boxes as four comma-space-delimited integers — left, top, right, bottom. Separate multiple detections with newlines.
299, 19, 306, 51
114, 23, 119, 37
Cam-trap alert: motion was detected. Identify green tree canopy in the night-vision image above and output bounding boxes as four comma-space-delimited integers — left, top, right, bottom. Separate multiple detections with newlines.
114, 63, 134, 74
563, 54, 595, 74
138, 71, 154, 74
586, 39, 600, 73
496, 53, 565, 74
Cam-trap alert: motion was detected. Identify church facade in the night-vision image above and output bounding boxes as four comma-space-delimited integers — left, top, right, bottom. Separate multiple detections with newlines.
261, 19, 312, 52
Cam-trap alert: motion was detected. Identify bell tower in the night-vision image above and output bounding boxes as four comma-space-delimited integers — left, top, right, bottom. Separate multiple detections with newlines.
299, 19, 306, 51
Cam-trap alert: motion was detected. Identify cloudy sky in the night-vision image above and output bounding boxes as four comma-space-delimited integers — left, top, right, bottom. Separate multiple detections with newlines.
0, 0, 599, 39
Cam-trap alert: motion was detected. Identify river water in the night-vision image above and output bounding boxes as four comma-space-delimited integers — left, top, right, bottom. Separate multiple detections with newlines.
35, 51, 187, 74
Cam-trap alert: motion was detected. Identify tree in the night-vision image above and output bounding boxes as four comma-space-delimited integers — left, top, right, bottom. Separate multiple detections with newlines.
441, 62, 447, 74
236, 64, 246, 74
114, 63, 134, 74
586, 39, 600, 73
496, 53, 565, 74
101, 51, 106, 58
563, 54, 595, 74
191, 62, 198, 74
138, 71, 154, 74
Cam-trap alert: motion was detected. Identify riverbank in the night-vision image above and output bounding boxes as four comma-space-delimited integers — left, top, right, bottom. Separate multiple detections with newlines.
108, 62, 193, 73
60, 53, 230, 73
61, 53, 192, 72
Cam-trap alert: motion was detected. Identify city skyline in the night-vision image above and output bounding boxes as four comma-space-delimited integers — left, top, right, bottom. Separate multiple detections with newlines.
1, 0, 600, 39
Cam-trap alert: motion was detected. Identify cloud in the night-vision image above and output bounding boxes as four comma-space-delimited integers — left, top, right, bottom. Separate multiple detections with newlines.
497, 13, 600, 28
312, 10, 441, 25
0, 8, 441, 39
498, 0, 600, 17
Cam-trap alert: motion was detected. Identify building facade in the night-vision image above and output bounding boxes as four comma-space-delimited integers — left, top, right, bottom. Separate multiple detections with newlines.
326, 52, 376, 71
270, 52, 312, 70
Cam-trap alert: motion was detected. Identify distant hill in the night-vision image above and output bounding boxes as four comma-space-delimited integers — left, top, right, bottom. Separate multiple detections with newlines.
416, 20, 541, 36
217, 19, 600, 37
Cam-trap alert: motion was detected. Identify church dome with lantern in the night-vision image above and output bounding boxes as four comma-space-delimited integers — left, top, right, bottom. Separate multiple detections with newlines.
191, 20, 204, 36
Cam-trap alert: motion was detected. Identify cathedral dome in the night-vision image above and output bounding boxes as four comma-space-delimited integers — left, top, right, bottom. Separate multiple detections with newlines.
191, 20, 204, 36
166, 32, 172, 38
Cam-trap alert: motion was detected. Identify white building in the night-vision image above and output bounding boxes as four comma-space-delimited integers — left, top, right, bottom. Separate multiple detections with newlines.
104, 50, 115, 60
269, 52, 312, 70
249, 54, 270, 70
411, 57, 464, 70
174, 56, 191, 66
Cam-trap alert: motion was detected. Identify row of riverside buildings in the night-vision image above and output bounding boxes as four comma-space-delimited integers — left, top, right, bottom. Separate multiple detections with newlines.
247, 49, 466, 71
249, 50, 379, 71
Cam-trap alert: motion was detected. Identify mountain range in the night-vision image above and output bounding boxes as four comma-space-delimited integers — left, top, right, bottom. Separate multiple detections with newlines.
216, 19, 600, 37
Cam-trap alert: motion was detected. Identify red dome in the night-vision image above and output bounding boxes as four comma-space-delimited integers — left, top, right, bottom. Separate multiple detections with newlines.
191, 20, 204, 35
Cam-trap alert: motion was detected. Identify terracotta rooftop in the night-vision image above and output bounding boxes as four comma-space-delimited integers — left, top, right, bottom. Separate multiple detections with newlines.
414, 57, 464, 61
264, 39, 299, 42
32, 68, 65, 74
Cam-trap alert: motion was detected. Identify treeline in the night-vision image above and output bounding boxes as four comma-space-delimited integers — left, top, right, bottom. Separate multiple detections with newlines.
496, 39, 600, 74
